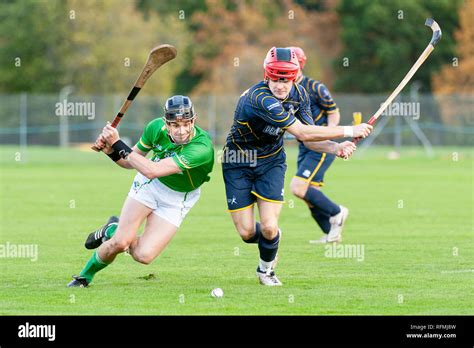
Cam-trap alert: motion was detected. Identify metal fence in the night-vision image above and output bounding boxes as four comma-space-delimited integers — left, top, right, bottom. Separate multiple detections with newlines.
0, 93, 473, 148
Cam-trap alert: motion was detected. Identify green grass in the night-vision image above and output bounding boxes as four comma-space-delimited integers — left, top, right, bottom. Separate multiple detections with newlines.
0, 145, 472, 315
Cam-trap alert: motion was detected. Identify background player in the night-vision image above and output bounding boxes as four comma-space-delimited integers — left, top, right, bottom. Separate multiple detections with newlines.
222, 47, 372, 286
289, 46, 347, 244
67, 95, 214, 287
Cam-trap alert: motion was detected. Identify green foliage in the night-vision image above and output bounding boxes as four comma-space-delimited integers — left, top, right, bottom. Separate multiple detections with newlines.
294, 0, 326, 11
0, 0, 463, 95
334, 0, 461, 93
136, 0, 207, 19
0, 0, 192, 95
0, 0, 70, 92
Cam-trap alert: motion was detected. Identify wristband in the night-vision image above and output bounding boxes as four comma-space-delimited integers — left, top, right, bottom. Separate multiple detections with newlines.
111, 140, 132, 159
107, 151, 121, 162
343, 126, 354, 138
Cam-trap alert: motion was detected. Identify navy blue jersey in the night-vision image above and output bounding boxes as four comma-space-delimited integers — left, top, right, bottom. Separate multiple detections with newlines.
299, 76, 338, 126
223, 81, 313, 168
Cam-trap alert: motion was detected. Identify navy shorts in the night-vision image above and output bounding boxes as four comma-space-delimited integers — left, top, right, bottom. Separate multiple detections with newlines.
222, 157, 287, 212
295, 149, 335, 187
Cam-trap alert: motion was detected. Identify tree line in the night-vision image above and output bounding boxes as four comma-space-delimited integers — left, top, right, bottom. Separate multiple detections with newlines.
1, 0, 469, 96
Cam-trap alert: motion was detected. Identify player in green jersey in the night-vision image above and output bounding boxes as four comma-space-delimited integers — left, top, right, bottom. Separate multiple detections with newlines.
67, 95, 214, 287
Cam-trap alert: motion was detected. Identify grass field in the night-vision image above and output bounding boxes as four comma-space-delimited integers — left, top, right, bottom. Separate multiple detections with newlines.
0, 145, 472, 315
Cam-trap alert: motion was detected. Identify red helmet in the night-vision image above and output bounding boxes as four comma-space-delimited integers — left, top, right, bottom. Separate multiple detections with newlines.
289, 46, 307, 69
263, 47, 300, 81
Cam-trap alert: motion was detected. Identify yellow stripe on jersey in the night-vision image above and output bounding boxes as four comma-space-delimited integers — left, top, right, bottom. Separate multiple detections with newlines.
186, 170, 195, 189
281, 118, 297, 129
236, 127, 247, 142
319, 101, 337, 108
139, 139, 152, 149
230, 134, 251, 158
295, 83, 308, 101
256, 146, 283, 159
260, 96, 289, 123
237, 120, 260, 140
176, 155, 191, 169
314, 111, 324, 122
250, 87, 271, 104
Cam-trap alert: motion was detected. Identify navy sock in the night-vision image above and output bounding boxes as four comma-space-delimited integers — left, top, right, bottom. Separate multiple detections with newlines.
243, 222, 261, 244
304, 187, 340, 217
258, 231, 280, 262
309, 206, 331, 234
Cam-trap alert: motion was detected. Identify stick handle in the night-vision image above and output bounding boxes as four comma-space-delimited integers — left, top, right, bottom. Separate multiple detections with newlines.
371, 45, 434, 124
351, 45, 435, 145
90, 87, 141, 151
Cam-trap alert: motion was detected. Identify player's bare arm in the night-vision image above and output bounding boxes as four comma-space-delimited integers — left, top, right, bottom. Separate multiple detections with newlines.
286, 118, 372, 142
98, 134, 146, 169
303, 140, 356, 159
101, 124, 181, 178
327, 110, 340, 127
126, 155, 181, 179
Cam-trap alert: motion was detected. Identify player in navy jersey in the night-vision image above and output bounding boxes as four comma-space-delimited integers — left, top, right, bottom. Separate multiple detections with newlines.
221, 47, 372, 286
289, 46, 348, 244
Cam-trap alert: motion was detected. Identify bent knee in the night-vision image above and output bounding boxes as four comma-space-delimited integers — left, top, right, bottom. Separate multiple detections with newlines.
109, 237, 132, 253
239, 227, 256, 242
290, 179, 308, 199
132, 251, 156, 265
260, 222, 279, 237
234, 221, 255, 241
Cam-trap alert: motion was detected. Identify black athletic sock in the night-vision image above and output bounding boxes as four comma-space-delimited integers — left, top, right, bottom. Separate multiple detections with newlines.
304, 186, 341, 217
243, 222, 262, 244
309, 206, 331, 234
258, 231, 280, 262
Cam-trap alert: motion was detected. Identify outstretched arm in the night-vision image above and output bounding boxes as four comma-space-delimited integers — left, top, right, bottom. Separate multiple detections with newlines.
126, 153, 181, 179
286, 118, 372, 142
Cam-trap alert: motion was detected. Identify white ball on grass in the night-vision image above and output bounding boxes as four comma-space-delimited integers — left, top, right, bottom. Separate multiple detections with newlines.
211, 288, 224, 298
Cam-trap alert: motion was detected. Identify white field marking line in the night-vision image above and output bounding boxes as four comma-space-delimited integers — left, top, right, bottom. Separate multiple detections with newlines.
440, 269, 474, 274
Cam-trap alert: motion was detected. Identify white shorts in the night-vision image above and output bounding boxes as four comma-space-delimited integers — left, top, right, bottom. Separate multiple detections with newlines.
128, 173, 200, 227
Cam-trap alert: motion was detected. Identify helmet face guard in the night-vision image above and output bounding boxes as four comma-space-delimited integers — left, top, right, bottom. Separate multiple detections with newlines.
164, 95, 196, 122
263, 47, 300, 81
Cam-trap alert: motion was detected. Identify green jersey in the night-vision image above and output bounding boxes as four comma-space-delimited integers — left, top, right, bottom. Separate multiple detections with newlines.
135, 118, 214, 192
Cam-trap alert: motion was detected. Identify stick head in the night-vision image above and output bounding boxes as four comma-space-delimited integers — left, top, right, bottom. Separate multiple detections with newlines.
149, 44, 177, 67
136, 44, 177, 88
425, 18, 442, 46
